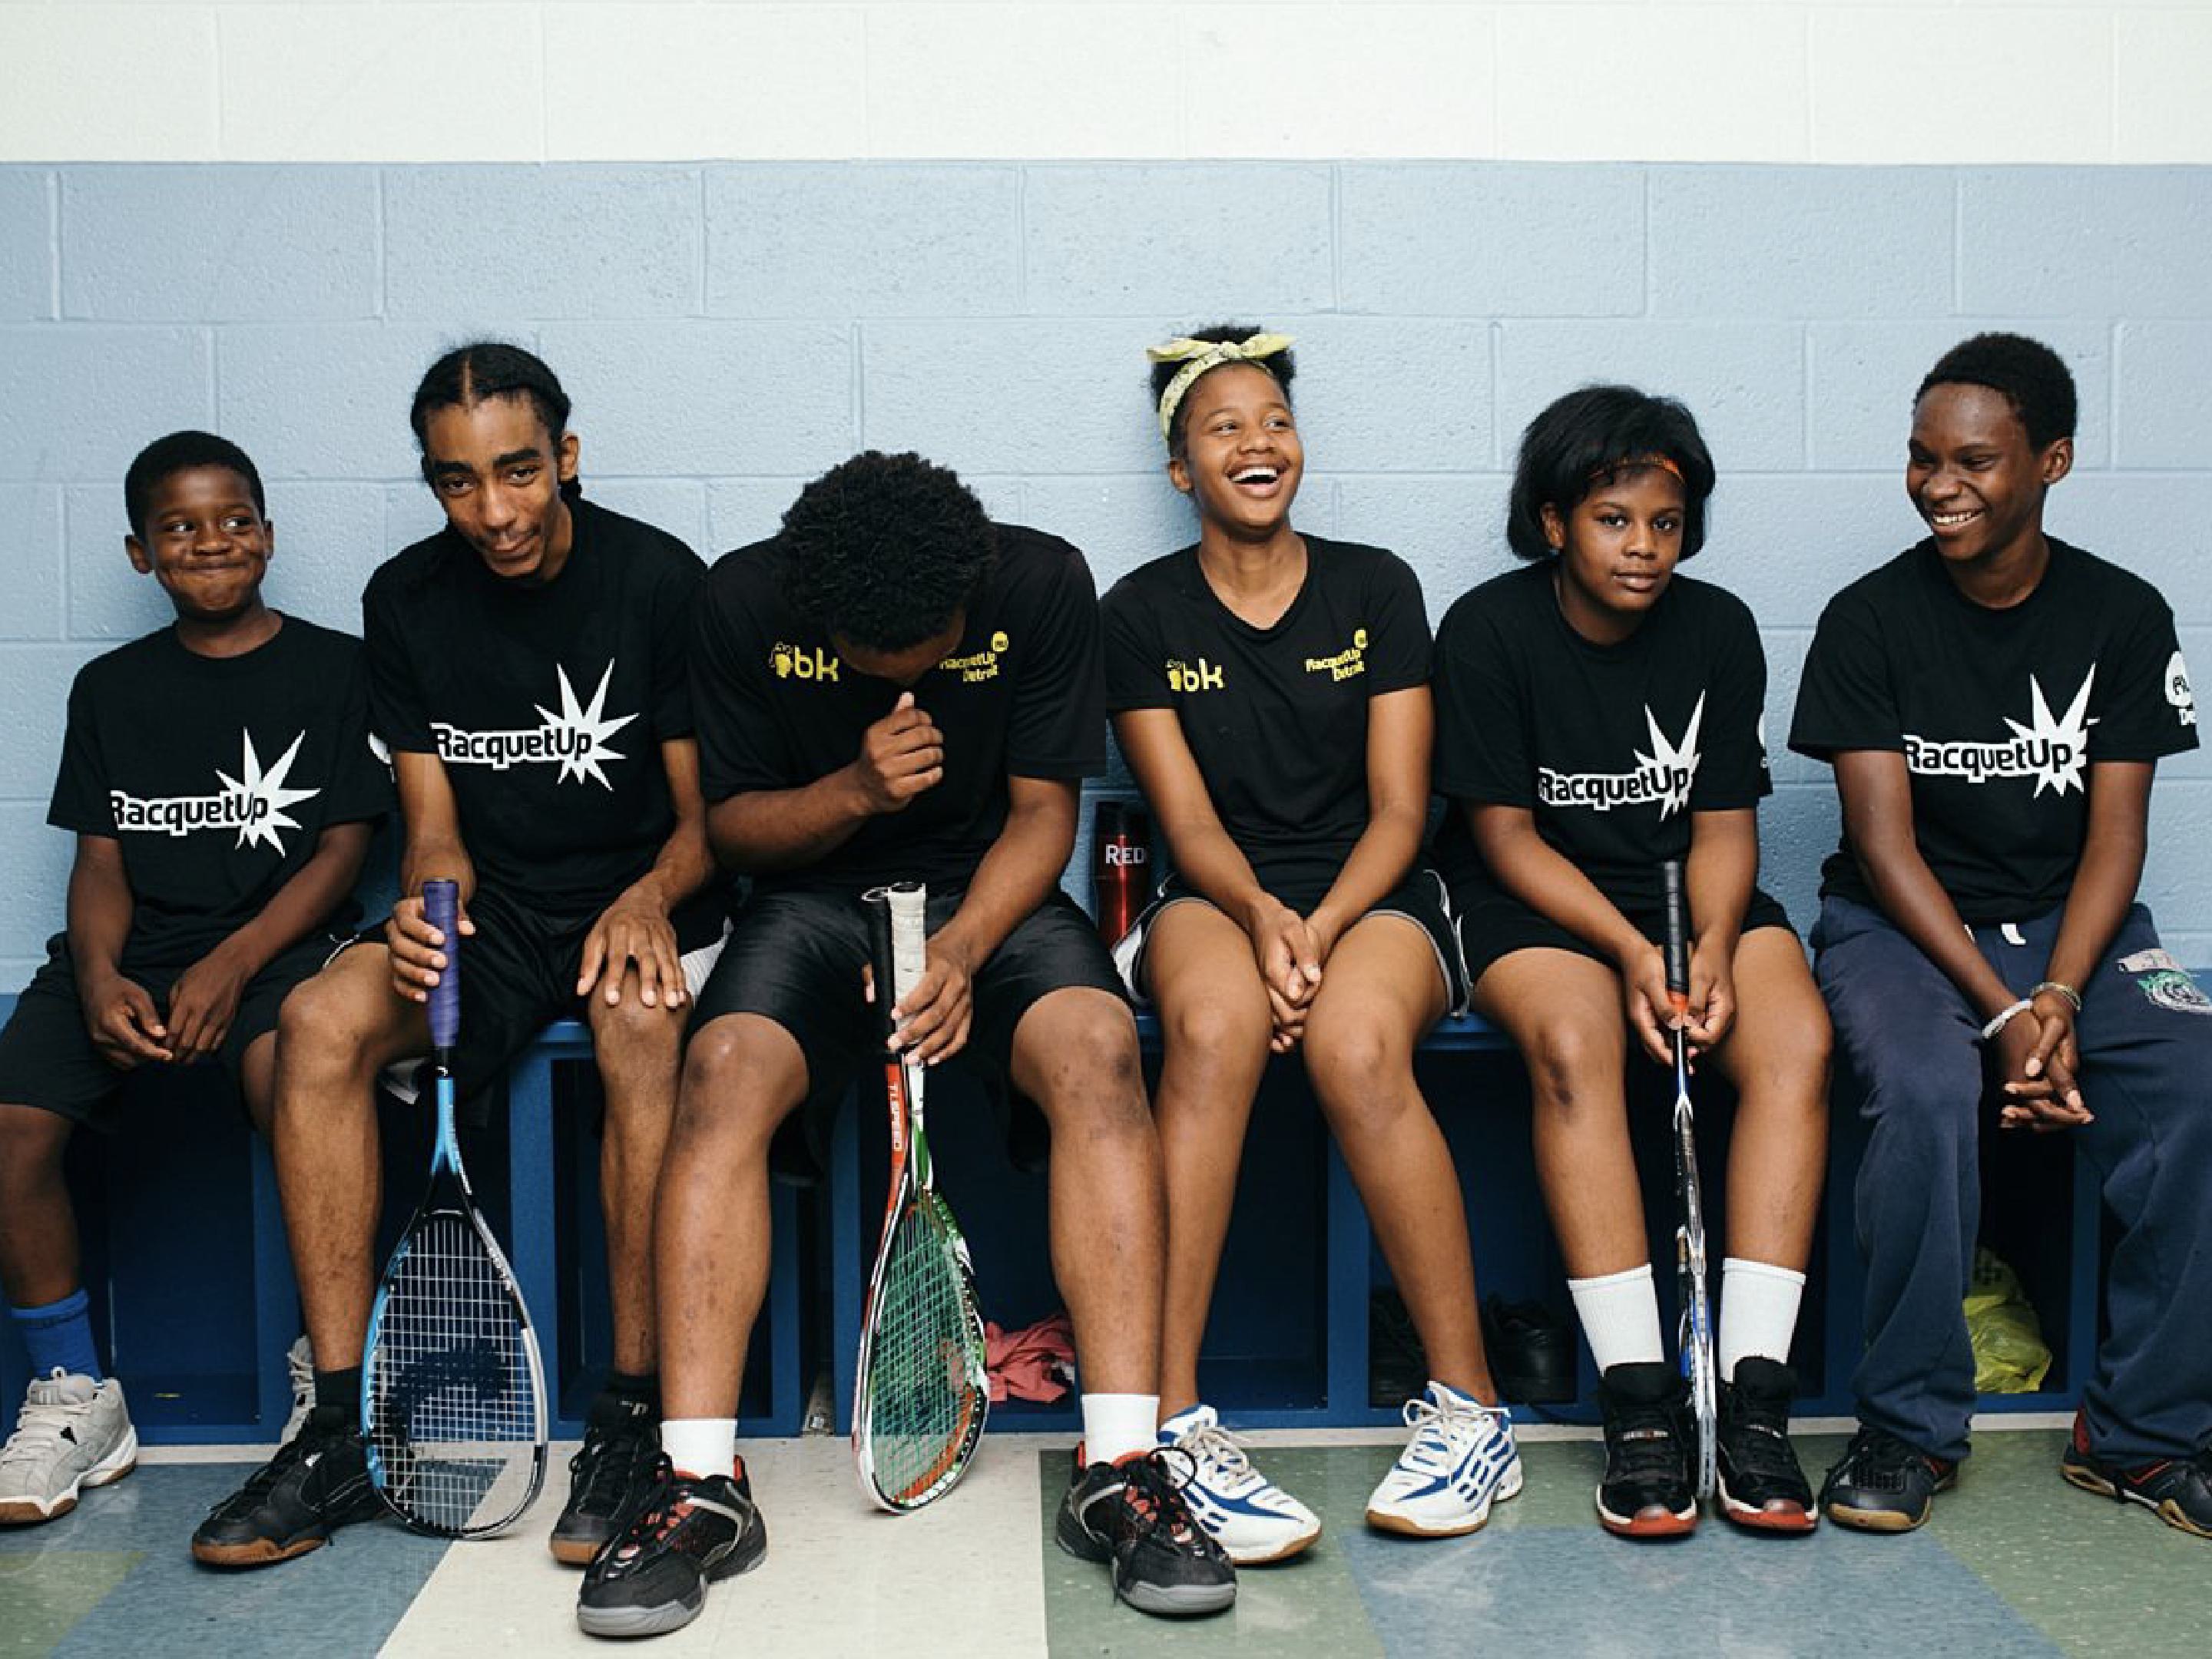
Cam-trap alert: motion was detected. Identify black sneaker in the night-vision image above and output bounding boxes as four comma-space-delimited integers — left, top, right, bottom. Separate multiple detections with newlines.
1482, 1296, 1577, 1405
190, 1404, 385, 1567
1715, 1357, 1815, 1534
551, 1393, 662, 1565
1820, 1423, 1958, 1533
1594, 1362, 1697, 1538
1055, 1449, 1237, 1618
576, 1457, 767, 1640
2059, 1412, 2212, 1540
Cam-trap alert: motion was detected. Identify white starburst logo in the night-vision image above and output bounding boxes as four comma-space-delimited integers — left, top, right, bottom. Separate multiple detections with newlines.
431, 661, 640, 790
1634, 693, 1705, 818
535, 664, 638, 789
108, 730, 323, 854
216, 731, 323, 853
2004, 670, 2098, 796
1904, 667, 2099, 793
1537, 693, 1705, 816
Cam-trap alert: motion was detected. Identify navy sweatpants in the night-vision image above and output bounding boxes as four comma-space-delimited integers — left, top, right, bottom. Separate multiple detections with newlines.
1813, 894, 2212, 1465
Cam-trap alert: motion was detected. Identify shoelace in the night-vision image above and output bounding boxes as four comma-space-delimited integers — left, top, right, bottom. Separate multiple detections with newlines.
1116, 1452, 1208, 1551
1607, 1399, 1689, 1486
1174, 1419, 1257, 1488
0, 1388, 87, 1472
570, 1416, 657, 1512
1819, 1426, 1923, 1499
1397, 1392, 1509, 1475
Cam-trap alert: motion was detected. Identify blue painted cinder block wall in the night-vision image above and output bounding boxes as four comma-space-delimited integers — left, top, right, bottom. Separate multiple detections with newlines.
2, 161, 2208, 981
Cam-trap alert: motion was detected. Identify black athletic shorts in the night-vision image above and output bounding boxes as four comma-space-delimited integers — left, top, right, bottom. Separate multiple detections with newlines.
376, 883, 730, 1121
690, 885, 1124, 1175
1113, 864, 1471, 1014
1452, 871, 1796, 990
0, 929, 352, 1132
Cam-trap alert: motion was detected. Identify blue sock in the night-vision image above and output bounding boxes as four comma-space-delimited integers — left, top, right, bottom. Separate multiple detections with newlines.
9, 1288, 101, 1382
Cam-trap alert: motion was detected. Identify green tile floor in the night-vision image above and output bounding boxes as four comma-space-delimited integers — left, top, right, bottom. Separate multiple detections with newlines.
1038, 1432, 2210, 1658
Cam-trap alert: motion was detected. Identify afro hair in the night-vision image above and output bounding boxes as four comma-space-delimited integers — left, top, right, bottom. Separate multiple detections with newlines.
777, 451, 997, 650
1916, 332, 2078, 451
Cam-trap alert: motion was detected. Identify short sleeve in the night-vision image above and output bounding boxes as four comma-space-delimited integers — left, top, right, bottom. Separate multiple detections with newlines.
320, 648, 395, 826
47, 667, 115, 836
2091, 590, 2198, 762
1101, 576, 1172, 714
1788, 589, 1899, 759
1007, 541, 1107, 780
648, 545, 707, 740
689, 576, 788, 804
361, 570, 435, 755
1363, 551, 1432, 694
1431, 594, 1533, 809
1690, 595, 1772, 809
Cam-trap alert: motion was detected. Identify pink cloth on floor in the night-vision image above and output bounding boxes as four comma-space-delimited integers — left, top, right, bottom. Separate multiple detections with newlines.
985, 1313, 1076, 1404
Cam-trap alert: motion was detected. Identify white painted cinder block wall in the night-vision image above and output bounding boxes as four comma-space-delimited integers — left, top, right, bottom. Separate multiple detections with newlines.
2, 2, 2210, 166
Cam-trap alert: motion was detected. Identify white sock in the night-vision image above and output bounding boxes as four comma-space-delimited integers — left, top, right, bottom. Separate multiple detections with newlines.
661, 1417, 737, 1480
1080, 1392, 1160, 1465
1719, 1257, 1806, 1381
1568, 1263, 1665, 1374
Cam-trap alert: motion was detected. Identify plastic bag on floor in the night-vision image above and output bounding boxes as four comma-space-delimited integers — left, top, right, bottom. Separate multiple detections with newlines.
1965, 1247, 2052, 1393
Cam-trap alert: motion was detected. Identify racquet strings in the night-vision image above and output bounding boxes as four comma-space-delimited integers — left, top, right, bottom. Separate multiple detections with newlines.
367, 1210, 538, 1532
864, 1197, 986, 1503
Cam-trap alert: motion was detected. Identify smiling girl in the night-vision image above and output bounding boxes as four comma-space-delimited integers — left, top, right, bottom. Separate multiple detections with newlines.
1102, 327, 1515, 1561
1432, 385, 1831, 1539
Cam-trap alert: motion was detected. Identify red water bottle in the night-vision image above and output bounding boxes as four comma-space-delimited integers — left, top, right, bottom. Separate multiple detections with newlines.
1092, 799, 1151, 944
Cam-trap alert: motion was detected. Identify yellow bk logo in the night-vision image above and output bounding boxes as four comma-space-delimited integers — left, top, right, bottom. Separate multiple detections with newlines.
772, 643, 841, 683
1167, 657, 1224, 694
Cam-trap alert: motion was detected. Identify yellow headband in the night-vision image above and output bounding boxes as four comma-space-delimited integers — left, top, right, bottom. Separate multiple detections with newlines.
1147, 333, 1295, 442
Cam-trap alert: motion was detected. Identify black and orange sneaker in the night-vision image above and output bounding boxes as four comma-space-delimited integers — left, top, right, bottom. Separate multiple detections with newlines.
1055, 1446, 1236, 1617
576, 1456, 767, 1639
1594, 1362, 1698, 1538
2060, 1412, 2212, 1540
1820, 1423, 1958, 1533
1716, 1358, 1816, 1534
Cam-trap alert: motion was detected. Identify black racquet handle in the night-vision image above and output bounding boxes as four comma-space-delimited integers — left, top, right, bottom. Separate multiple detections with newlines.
423, 879, 461, 1052
863, 887, 900, 1051
1661, 859, 1690, 1000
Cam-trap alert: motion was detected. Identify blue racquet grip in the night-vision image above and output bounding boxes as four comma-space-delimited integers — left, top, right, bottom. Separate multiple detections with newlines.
422, 879, 461, 1051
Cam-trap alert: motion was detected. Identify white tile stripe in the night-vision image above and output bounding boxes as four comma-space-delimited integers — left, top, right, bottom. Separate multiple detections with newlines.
2, 3, 2208, 165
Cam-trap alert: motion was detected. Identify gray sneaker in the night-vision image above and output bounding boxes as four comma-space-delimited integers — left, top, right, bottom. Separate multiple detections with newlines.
0, 1369, 139, 1525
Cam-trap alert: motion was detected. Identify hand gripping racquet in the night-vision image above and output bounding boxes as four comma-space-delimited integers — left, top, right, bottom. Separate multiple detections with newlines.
1662, 858, 1718, 1503
362, 878, 549, 1537
852, 882, 990, 1513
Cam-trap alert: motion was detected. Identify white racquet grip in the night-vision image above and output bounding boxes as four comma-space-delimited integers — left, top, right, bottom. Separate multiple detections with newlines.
888, 882, 928, 1007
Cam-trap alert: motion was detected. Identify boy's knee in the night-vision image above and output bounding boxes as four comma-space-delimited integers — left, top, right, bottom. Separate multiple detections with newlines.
0, 1104, 70, 1182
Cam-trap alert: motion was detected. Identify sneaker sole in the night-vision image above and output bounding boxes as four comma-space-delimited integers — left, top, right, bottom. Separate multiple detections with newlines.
1119, 1579, 1238, 1618
0, 1429, 141, 1525
550, 1531, 607, 1567
1595, 1497, 1698, 1539
575, 1530, 767, 1640
1365, 1459, 1525, 1538
2061, 1462, 2212, 1540
1718, 1472, 1816, 1535
1222, 1525, 1320, 1567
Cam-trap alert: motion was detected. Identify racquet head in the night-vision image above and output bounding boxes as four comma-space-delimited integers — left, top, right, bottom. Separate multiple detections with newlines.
854, 1190, 990, 1512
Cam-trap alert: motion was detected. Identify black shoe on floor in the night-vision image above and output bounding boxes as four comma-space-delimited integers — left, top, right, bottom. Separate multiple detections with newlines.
1055, 1449, 1237, 1618
190, 1404, 385, 1568
576, 1457, 767, 1640
1595, 1362, 1697, 1538
2059, 1412, 2212, 1540
551, 1393, 663, 1565
1482, 1296, 1577, 1405
1715, 1357, 1815, 1534
1820, 1423, 1958, 1533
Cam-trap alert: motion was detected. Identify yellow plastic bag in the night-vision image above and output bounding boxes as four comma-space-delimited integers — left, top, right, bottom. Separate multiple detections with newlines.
1965, 1247, 2052, 1393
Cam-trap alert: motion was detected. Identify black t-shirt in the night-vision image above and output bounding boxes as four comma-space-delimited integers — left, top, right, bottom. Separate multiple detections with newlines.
692, 523, 1106, 895
363, 497, 704, 915
1789, 538, 2196, 922
1101, 537, 1431, 900
48, 617, 390, 975
1432, 564, 1771, 917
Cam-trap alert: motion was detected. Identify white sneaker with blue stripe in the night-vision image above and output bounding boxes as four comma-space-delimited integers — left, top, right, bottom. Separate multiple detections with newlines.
1364, 1381, 1522, 1537
1159, 1403, 1320, 1565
